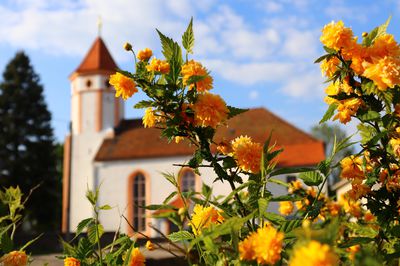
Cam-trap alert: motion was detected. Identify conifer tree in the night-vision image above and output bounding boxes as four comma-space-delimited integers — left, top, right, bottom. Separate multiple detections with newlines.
0, 52, 60, 231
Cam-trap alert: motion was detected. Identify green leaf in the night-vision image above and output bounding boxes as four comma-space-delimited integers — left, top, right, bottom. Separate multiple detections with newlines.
133, 100, 154, 109
319, 103, 338, 124
1, 233, 13, 253
87, 223, 104, 244
299, 171, 324, 186
357, 123, 375, 145
258, 198, 269, 218
338, 237, 375, 248
144, 204, 175, 210
227, 106, 248, 119
182, 17, 194, 54
163, 191, 178, 204
156, 29, 177, 60
323, 46, 337, 54
358, 110, 380, 122
279, 219, 302, 233
76, 218, 94, 236
85, 190, 96, 205
99, 204, 112, 210
20, 233, 43, 251
363, 16, 391, 47
221, 181, 255, 205
270, 195, 302, 202
168, 230, 194, 242
222, 156, 237, 169
269, 167, 314, 177
162, 172, 178, 187
263, 212, 285, 225
268, 178, 289, 187
201, 183, 212, 199
314, 54, 331, 64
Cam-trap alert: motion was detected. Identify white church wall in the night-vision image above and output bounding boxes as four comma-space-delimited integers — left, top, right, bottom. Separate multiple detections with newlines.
102, 91, 115, 129
93, 156, 293, 236
81, 92, 97, 133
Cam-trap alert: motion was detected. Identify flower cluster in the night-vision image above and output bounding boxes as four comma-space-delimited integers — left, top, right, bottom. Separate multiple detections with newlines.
64, 257, 80, 266
189, 204, 224, 236
0, 251, 28, 266
289, 241, 339, 266
238, 225, 284, 265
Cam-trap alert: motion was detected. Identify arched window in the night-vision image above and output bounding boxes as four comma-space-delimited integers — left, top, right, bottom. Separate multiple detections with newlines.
127, 171, 149, 234
179, 168, 197, 192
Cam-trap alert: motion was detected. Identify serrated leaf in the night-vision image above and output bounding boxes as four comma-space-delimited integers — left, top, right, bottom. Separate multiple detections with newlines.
358, 110, 380, 122
227, 106, 248, 119
263, 212, 285, 225
87, 223, 104, 244
182, 17, 194, 54
319, 103, 338, 124
168, 230, 194, 242
279, 219, 302, 233
133, 100, 154, 109
258, 198, 269, 219
99, 204, 112, 210
357, 123, 375, 145
299, 171, 324, 186
269, 167, 314, 177
156, 29, 177, 60
76, 218, 94, 236
363, 16, 391, 47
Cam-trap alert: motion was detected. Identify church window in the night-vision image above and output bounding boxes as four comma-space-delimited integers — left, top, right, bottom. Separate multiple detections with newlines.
180, 169, 196, 192
132, 172, 146, 232
86, 79, 92, 88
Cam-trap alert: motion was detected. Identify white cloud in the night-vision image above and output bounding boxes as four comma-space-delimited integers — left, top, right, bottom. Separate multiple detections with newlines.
264, 1, 283, 13
249, 90, 259, 100
281, 70, 324, 98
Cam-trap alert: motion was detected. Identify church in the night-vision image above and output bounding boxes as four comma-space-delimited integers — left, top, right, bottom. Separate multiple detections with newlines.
61, 36, 325, 237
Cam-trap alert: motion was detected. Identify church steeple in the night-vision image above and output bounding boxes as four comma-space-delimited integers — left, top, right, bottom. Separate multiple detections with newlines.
71, 37, 118, 78
69, 37, 123, 135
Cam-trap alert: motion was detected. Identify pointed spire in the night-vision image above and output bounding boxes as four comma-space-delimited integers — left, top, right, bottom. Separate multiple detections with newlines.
71, 37, 118, 78
97, 16, 102, 37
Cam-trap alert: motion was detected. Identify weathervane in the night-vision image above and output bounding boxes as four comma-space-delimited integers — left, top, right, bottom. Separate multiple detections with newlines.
97, 16, 102, 36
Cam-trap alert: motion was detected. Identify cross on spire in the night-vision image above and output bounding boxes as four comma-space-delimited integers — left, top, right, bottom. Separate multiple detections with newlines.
97, 16, 102, 36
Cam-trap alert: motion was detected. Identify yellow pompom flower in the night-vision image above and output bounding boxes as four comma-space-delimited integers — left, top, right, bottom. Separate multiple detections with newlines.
279, 201, 294, 216
320, 20, 354, 51
109, 72, 138, 100
320, 57, 340, 77
340, 155, 364, 180
333, 98, 362, 124
288, 180, 302, 193
181, 60, 213, 92
193, 93, 228, 128
370, 34, 400, 58
239, 225, 284, 265
128, 247, 145, 266
142, 108, 156, 128
64, 257, 80, 266
363, 56, 400, 90
137, 48, 153, 61
289, 241, 339, 266
146, 58, 170, 74
189, 204, 224, 236
0, 251, 28, 266
347, 181, 370, 200
390, 138, 400, 157
231, 136, 262, 173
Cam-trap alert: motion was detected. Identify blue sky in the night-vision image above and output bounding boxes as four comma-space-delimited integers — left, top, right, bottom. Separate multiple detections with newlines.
0, 0, 399, 141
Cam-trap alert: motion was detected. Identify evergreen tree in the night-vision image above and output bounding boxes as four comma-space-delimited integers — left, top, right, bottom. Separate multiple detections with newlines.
0, 52, 60, 231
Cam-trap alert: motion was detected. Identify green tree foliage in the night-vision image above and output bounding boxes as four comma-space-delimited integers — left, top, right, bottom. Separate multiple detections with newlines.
0, 52, 60, 231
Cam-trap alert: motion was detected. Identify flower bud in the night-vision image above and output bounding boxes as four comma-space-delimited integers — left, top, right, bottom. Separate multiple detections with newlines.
178, 207, 186, 216
146, 240, 156, 251
123, 42, 133, 51
362, 32, 368, 37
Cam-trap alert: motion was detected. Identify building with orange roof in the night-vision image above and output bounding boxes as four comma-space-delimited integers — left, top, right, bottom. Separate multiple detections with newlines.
62, 36, 325, 237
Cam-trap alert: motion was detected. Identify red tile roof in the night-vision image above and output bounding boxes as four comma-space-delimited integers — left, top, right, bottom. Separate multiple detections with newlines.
71, 37, 118, 76
94, 108, 325, 167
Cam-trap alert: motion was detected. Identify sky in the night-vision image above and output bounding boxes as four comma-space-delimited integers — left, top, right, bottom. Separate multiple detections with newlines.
0, 0, 400, 142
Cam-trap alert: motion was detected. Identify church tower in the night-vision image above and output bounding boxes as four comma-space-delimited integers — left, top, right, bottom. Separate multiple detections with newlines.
62, 37, 123, 232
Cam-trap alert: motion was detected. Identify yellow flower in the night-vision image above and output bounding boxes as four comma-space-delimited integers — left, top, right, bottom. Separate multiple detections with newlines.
363, 56, 400, 90
288, 180, 302, 193
174, 136, 184, 143
289, 240, 339, 266
231, 136, 262, 173
193, 93, 228, 128
339, 195, 362, 218
109, 72, 138, 100
128, 247, 145, 266
346, 181, 370, 200
364, 211, 376, 222
0, 251, 28, 266
320, 20, 354, 51
145, 240, 155, 251
347, 245, 360, 261
181, 60, 213, 92
320, 57, 340, 77
390, 138, 400, 157
333, 98, 363, 124
142, 108, 156, 128
327, 201, 341, 216
370, 34, 400, 58
340, 155, 364, 180
146, 57, 170, 74
189, 204, 224, 236
279, 201, 294, 216
238, 225, 284, 265
137, 48, 153, 61
64, 257, 80, 266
